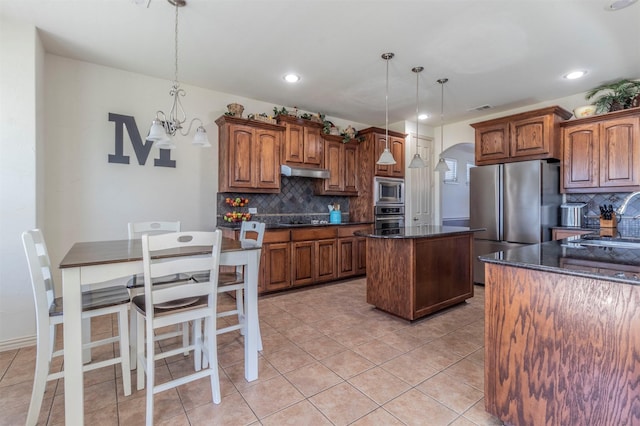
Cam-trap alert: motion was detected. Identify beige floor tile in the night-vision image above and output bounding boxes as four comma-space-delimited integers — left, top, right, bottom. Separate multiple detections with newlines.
309, 381, 377, 426
49, 379, 118, 425
217, 340, 245, 368
284, 362, 343, 397
417, 372, 483, 413
262, 345, 316, 374
297, 335, 347, 360
0, 380, 35, 411
462, 399, 503, 425
376, 329, 424, 352
156, 411, 191, 426
466, 347, 485, 367
436, 332, 483, 357
261, 400, 332, 425
118, 388, 184, 426
279, 323, 324, 345
449, 416, 478, 426
176, 371, 237, 411
320, 349, 374, 380
186, 392, 257, 426
384, 388, 458, 426
348, 367, 411, 405
223, 356, 280, 390
350, 407, 405, 425
0, 350, 17, 379
380, 352, 438, 386
352, 338, 403, 365
327, 326, 376, 348
444, 358, 485, 391
260, 332, 298, 354
410, 340, 464, 371
239, 375, 304, 419
261, 312, 302, 331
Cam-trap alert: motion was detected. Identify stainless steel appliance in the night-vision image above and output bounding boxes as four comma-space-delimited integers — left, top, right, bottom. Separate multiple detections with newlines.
470, 160, 561, 284
374, 177, 404, 206
374, 205, 405, 230
560, 203, 587, 227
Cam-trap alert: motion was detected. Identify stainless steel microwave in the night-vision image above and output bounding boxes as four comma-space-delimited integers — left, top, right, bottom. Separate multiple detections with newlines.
374, 177, 405, 206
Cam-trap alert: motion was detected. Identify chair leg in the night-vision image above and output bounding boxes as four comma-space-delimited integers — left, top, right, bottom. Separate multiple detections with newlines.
193, 319, 202, 371
26, 325, 52, 426
118, 307, 132, 396
145, 318, 155, 426
136, 312, 145, 391
205, 315, 221, 404
129, 305, 137, 370
182, 322, 189, 356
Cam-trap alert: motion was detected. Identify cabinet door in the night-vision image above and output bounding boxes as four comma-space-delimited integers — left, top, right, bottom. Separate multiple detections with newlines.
390, 137, 405, 177
228, 124, 255, 188
291, 241, 314, 286
323, 140, 342, 192
284, 122, 305, 164
264, 242, 291, 292
338, 237, 356, 278
355, 237, 367, 275
255, 129, 281, 190
510, 114, 551, 158
475, 122, 509, 165
303, 125, 323, 166
315, 239, 337, 282
562, 123, 599, 190
599, 117, 640, 188
343, 142, 358, 193
375, 133, 394, 176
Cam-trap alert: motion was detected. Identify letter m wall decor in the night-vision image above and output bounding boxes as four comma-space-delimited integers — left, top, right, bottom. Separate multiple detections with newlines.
108, 113, 176, 168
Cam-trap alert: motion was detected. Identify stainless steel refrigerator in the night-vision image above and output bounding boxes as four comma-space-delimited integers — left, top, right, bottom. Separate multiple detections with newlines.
469, 160, 561, 284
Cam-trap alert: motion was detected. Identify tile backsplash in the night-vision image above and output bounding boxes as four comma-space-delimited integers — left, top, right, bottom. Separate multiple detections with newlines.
566, 192, 640, 233
217, 176, 350, 226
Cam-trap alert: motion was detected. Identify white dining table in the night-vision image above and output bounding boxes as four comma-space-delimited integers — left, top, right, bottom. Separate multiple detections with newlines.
59, 236, 261, 425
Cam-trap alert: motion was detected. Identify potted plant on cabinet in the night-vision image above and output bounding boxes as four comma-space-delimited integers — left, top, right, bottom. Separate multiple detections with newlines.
585, 79, 640, 114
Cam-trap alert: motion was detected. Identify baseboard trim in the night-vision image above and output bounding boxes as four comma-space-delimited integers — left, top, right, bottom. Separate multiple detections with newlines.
0, 335, 36, 352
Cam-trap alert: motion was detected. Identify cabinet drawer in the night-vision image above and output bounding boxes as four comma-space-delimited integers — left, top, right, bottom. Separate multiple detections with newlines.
291, 227, 338, 241
264, 229, 290, 243
338, 225, 372, 237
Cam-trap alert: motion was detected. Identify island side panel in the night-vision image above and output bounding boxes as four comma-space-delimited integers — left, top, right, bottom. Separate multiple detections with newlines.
485, 263, 640, 426
365, 237, 414, 320
414, 234, 474, 318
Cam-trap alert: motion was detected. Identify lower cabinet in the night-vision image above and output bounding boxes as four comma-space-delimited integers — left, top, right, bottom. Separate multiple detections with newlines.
262, 241, 291, 292
291, 228, 338, 286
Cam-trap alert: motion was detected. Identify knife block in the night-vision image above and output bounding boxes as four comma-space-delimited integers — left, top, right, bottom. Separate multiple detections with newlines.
599, 213, 617, 229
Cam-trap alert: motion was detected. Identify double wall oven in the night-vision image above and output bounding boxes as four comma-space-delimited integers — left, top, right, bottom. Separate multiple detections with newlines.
373, 177, 405, 234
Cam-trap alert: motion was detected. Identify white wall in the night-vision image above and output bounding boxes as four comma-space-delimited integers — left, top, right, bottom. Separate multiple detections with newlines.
441, 143, 475, 220
0, 21, 43, 348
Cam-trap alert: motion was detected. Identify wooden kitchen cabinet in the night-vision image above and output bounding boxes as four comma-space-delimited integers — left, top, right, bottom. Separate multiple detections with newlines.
472, 106, 572, 166
561, 108, 640, 193
337, 224, 371, 278
291, 227, 338, 286
315, 135, 359, 195
277, 115, 323, 167
262, 241, 291, 292
374, 133, 405, 178
216, 115, 283, 193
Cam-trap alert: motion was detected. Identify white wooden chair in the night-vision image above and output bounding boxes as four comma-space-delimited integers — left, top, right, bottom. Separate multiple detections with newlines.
134, 230, 222, 425
193, 221, 265, 348
126, 221, 190, 368
22, 229, 132, 426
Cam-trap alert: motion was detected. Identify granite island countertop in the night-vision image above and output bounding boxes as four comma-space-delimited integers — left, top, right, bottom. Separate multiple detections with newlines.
479, 239, 640, 285
355, 225, 484, 239
218, 221, 374, 230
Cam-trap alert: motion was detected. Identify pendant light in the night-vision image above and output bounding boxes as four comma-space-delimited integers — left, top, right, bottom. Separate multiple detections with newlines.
434, 78, 450, 173
376, 53, 396, 165
408, 66, 427, 169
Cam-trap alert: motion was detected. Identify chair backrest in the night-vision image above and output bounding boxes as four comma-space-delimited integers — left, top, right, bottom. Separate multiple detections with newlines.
141, 231, 222, 308
239, 221, 266, 247
22, 230, 56, 335
128, 221, 181, 240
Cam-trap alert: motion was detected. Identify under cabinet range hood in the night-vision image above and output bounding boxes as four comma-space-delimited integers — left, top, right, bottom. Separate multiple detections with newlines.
280, 165, 330, 179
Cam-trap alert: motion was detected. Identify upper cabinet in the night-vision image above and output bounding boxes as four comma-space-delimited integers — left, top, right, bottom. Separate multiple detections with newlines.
216, 115, 284, 193
276, 115, 324, 167
374, 134, 405, 177
471, 106, 572, 166
561, 108, 640, 193
315, 135, 359, 196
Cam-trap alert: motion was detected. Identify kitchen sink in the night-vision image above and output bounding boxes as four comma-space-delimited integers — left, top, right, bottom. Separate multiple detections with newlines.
574, 235, 640, 249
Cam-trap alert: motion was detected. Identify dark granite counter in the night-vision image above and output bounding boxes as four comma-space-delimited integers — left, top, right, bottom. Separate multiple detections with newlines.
356, 225, 483, 239
479, 239, 640, 285
218, 221, 374, 230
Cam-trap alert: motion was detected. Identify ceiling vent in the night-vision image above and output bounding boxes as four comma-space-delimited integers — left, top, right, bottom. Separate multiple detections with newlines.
469, 104, 493, 112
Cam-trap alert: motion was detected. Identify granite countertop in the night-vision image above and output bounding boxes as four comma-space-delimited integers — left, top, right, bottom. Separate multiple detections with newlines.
479, 239, 640, 285
355, 225, 484, 239
218, 221, 374, 230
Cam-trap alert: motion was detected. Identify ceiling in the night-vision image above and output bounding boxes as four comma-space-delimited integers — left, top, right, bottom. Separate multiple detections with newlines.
2, 0, 639, 127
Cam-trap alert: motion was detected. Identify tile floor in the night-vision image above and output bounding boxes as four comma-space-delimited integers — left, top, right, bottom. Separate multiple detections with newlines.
0, 278, 501, 425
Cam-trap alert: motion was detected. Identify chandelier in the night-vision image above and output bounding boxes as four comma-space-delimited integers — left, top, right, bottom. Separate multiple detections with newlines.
434, 78, 450, 172
408, 66, 426, 169
147, 0, 210, 149
376, 53, 396, 165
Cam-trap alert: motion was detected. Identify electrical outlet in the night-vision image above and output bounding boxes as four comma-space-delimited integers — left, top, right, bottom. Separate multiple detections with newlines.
248, 207, 257, 214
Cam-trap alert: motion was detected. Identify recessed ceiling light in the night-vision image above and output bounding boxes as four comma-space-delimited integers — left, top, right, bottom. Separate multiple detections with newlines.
564, 70, 587, 80
605, 0, 637, 10
283, 74, 300, 83
418, 114, 429, 120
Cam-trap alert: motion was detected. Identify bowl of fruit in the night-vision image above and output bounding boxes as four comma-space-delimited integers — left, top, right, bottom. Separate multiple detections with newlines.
225, 197, 249, 207
224, 212, 252, 223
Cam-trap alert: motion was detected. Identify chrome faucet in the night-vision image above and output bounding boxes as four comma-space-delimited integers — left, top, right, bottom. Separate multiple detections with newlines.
616, 191, 640, 218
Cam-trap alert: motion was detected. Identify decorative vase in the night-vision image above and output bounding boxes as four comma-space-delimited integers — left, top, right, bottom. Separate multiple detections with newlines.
227, 103, 244, 117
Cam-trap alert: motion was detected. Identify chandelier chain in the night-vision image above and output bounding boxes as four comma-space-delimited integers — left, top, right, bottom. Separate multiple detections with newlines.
174, 1, 179, 85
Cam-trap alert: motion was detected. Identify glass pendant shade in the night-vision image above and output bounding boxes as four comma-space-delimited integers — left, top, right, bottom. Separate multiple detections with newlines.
155, 134, 176, 150
408, 153, 426, 168
192, 126, 211, 147
377, 147, 396, 165
435, 157, 449, 172
147, 119, 166, 141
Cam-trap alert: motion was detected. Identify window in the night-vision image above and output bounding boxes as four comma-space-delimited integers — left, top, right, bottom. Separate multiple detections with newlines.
443, 158, 457, 183
466, 163, 475, 185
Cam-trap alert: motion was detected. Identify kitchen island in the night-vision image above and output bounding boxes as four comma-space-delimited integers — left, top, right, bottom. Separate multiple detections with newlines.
480, 240, 640, 426
356, 225, 481, 321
